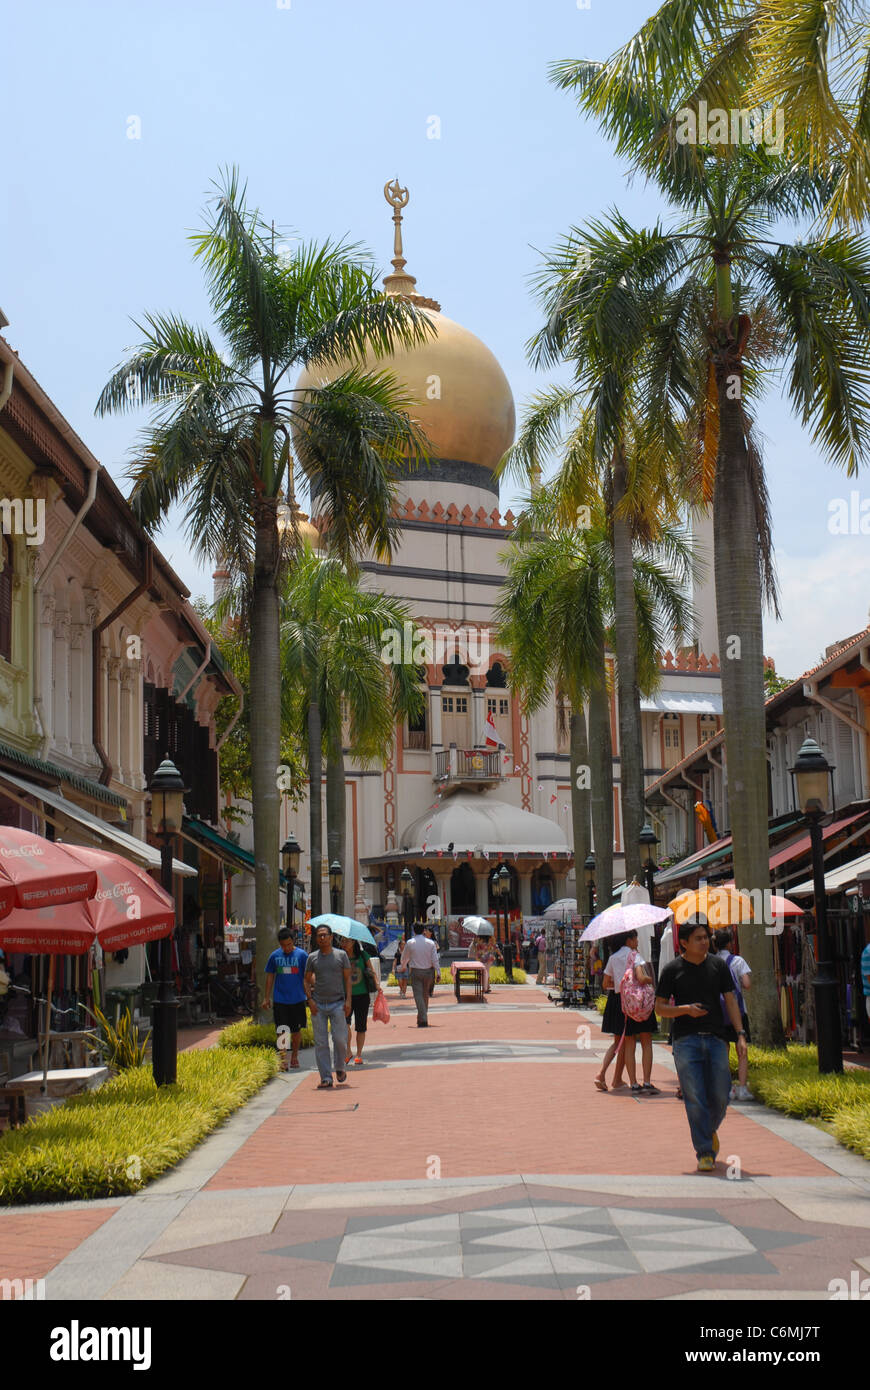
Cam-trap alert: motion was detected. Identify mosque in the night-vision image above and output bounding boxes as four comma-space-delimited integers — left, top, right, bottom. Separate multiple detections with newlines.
227, 181, 724, 927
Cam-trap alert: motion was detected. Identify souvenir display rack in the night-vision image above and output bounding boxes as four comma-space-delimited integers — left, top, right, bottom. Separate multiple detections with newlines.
551, 919, 593, 1007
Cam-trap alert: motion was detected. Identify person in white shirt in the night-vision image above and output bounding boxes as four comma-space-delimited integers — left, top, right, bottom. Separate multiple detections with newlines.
400, 924, 440, 1027
712, 928, 753, 1101
594, 930, 659, 1094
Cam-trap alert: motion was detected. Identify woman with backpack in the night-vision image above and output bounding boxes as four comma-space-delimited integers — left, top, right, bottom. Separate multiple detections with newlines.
594, 930, 659, 1093
711, 928, 753, 1101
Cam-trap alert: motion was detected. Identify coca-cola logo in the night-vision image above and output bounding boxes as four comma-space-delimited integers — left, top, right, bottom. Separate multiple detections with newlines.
0, 844, 44, 859
95, 882, 136, 903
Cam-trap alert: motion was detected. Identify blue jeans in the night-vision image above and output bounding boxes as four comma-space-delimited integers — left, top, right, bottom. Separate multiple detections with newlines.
312, 999, 349, 1081
673, 1033, 731, 1159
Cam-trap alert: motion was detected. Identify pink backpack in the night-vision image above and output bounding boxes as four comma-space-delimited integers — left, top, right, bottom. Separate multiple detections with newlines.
619, 949, 655, 1022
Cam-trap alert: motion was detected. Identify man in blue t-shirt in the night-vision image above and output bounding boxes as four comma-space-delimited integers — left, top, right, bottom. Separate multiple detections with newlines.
263, 927, 308, 1071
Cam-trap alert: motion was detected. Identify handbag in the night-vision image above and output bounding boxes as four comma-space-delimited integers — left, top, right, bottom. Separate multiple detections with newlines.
372, 988, 390, 1024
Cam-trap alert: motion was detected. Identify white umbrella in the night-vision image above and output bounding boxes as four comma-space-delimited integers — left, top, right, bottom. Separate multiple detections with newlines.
543, 898, 577, 920
462, 916, 495, 937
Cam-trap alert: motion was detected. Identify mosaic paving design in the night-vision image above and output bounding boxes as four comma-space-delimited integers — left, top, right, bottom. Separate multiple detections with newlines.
267, 1200, 813, 1289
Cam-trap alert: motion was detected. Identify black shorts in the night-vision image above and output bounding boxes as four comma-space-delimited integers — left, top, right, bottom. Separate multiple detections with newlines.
274, 1001, 307, 1036
348, 993, 371, 1032
723, 1016, 751, 1044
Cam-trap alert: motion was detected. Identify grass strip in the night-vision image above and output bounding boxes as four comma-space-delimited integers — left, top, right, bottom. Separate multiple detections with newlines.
741, 1044, 870, 1159
218, 1015, 314, 1050
387, 966, 528, 986
0, 1047, 276, 1205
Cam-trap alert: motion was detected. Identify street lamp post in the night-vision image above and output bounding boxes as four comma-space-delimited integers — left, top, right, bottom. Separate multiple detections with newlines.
149, 757, 186, 1088
583, 854, 596, 921
400, 866, 414, 939
498, 863, 513, 981
281, 834, 301, 932
329, 860, 343, 917
639, 823, 660, 977
789, 737, 842, 1075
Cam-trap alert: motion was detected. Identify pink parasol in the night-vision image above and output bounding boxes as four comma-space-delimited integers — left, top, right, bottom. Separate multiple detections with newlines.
579, 901, 672, 943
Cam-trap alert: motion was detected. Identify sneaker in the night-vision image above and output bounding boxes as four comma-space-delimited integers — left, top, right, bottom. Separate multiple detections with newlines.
697, 1154, 715, 1173
352, 1057, 364, 1066
712, 1131, 720, 1156
735, 1085, 753, 1101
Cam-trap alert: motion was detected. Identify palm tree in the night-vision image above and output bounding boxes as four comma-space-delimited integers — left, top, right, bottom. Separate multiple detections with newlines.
551, 0, 870, 229
503, 373, 697, 886
532, 118, 870, 1041
497, 486, 696, 910
96, 170, 432, 997
279, 545, 425, 916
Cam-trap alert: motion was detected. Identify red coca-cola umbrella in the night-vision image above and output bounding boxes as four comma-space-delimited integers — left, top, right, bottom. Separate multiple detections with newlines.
0, 828, 98, 916
0, 845, 175, 1085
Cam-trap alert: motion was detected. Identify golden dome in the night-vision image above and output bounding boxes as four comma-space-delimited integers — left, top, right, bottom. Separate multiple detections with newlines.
294, 182, 515, 477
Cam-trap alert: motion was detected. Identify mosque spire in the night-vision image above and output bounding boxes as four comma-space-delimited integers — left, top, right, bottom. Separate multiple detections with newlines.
382, 179, 441, 311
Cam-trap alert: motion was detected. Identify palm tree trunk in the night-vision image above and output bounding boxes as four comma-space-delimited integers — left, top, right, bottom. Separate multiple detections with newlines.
308, 693, 323, 920
569, 707, 591, 909
714, 360, 784, 1048
588, 636, 614, 909
250, 499, 281, 1019
326, 741, 347, 915
611, 449, 644, 885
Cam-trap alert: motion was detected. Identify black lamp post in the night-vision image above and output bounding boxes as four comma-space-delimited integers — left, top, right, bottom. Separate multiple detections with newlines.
639, 822, 660, 975
400, 866, 414, 939
281, 834, 301, 931
789, 736, 842, 1074
149, 757, 186, 1087
329, 860, 343, 917
584, 853, 596, 920
498, 863, 514, 980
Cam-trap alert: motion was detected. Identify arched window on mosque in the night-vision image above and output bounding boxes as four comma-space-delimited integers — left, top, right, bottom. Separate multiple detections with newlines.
0, 537, 12, 664
485, 661, 511, 751
404, 669, 429, 750
441, 653, 471, 747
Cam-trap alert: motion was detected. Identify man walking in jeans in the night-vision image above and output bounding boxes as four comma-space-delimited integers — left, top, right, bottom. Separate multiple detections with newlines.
304, 926, 352, 1089
400, 923, 440, 1027
655, 919, 747, 1172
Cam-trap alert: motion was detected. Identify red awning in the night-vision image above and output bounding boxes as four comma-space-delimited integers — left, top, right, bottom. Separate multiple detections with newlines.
768, 811, 869, 873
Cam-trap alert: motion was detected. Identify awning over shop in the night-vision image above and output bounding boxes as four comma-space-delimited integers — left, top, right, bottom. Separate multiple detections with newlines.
639, 693, 723, 715
768, 811, 869, 875
0, 771, 196, 878
787, 848, 870, 897
181, 816, 274, 879
653, 816, 803, 888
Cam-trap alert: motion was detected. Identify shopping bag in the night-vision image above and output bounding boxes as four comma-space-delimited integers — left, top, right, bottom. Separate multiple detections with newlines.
372, 988, 390, 1024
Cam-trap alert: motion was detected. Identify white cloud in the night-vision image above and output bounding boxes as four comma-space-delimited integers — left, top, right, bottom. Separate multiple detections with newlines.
764, 540, 870, 679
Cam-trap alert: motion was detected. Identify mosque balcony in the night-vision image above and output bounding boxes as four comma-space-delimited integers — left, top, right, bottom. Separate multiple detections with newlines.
434, 744, 504, 794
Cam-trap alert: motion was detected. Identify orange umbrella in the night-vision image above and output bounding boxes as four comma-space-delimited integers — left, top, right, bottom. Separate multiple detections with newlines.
668, 886, 754, 926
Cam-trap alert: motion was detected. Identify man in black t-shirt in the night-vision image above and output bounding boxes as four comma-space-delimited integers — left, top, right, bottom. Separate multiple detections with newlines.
655, 920, 748, 1172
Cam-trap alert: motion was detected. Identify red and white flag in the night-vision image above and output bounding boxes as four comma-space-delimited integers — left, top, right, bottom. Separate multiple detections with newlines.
484, 713, 504, 748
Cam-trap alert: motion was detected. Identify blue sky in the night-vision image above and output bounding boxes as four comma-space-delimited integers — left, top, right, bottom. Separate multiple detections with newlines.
3, 0, 865, 677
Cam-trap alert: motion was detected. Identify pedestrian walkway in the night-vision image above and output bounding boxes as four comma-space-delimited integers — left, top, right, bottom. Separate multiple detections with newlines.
2, 981, 869, 1300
